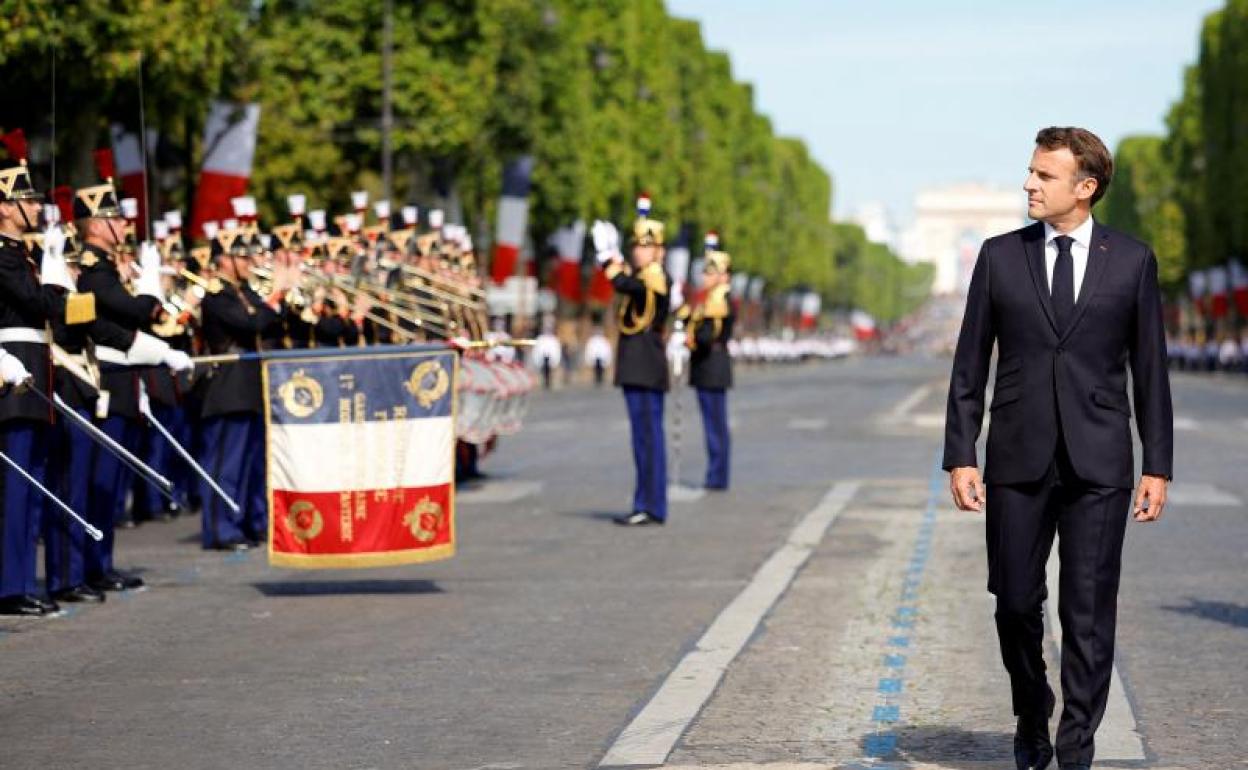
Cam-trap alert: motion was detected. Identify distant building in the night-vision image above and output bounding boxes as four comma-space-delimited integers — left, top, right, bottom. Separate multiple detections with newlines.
899, 184, 1025, 295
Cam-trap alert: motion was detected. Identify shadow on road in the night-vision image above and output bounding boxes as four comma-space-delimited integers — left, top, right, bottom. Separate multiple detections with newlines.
1162, 598, 1248, 629
558, 510, 628, 522
859, 724, 1014, 766
251, 579, 444, 597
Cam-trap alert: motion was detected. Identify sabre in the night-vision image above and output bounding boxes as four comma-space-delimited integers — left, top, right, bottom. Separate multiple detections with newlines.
26, 386, 175, 496
0, 450, 103, 541
138, 383, 240, 515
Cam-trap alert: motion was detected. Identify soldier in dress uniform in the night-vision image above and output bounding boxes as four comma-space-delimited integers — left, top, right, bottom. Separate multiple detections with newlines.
592, 194, 672, 527
0, 158, 67, 615
684, 238, 734, 490
197, 226, 294, 550
75, 182, 190, 590
44, 215, 187, 602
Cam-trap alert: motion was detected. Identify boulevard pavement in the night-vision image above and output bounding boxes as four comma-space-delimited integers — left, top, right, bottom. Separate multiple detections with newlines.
0, 356, 1243, 769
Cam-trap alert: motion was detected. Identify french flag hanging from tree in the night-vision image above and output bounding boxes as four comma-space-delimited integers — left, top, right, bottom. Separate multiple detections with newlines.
491, 156, 534, 285
1231, 259, 1248, 317
191, 101, 260, 239
110, 125, 155, 239
550, 220, 586, 302
1208, 265, 1229, 319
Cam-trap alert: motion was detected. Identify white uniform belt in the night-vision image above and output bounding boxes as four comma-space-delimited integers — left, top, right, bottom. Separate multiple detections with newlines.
95, 345, 128, 365
0, 327, 49, 345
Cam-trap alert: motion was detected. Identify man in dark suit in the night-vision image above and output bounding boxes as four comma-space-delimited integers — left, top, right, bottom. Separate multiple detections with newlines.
943, 127, 1173, 770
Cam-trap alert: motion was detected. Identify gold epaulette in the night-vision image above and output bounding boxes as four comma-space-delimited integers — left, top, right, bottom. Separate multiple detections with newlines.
152, 315, 186, 338
65, 292, 96, 325
703, 284, 730, 319
207, 278, 224, 294
79, 250, 99, 268
640, 262, 668, 295
604, 260, 628, 280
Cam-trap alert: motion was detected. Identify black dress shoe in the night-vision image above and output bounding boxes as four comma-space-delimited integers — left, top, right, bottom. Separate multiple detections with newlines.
31, 595, 61, 614
52, 585, 106, 603
89, 570, 145, 592
1015, 740, 1054, 770
1014, 697, 1055, 769
1059, 765, 1090, 770
613, 511, 663, 526
211, 539, 251, 552
0, 595, 53, 616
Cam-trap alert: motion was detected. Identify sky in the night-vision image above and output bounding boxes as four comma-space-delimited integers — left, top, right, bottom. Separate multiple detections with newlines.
666, 0, 1223, 227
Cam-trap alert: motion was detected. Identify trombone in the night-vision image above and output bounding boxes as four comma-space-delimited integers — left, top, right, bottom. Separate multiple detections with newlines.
251, 263, 453, 339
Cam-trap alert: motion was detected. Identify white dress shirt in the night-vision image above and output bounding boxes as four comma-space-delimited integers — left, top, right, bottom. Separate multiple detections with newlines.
1044, 216, 1094, 302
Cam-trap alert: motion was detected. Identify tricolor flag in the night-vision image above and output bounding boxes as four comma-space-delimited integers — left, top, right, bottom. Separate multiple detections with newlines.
1230, 259, 1248, 317
110, 125, 155, 238
799, 291, 821, 330
191, 101, 261, 239
265, 350, 458, 568
1189, 269, 1208, 316
491, 156, 533, 285
550, 220, 587, 302
1208, 265, 1229, 319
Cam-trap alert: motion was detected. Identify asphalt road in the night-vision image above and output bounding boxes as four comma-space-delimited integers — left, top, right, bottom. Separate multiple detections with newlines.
1, 355, 1244, 770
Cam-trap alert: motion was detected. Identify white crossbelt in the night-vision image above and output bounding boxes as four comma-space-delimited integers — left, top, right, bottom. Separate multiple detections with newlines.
94, 345, 128, 365
0, 327, 49, 345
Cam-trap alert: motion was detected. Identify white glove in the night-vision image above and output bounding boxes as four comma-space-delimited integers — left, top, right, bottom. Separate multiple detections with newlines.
138, 386, 151, 417
0, 348, 32, 386
134, 241, 165, 301
126, 331, 171, 366
40, 225, 74, 291
162, 349, 193, 373
669, 281, 684, 311
666, 331, 689, 378
591, 220, 620, 265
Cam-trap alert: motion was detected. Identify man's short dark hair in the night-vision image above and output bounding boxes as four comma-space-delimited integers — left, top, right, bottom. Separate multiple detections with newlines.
1035, 126, 1113, 206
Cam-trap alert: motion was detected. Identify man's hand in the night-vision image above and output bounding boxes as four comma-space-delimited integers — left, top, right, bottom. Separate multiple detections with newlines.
949, 466, 985, 512
1133, 474, 1168, 522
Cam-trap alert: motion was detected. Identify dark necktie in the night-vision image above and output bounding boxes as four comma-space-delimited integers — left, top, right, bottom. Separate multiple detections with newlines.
1052, 235, 1075, 331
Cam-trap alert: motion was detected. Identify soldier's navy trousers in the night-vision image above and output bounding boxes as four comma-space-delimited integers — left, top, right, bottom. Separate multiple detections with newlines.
696, 387, 730, 490
623, 386, 667, 521
88, 416, 140, 579
45, 408, 94, 593
199, 413, 266, 548
0, 421, 47, 599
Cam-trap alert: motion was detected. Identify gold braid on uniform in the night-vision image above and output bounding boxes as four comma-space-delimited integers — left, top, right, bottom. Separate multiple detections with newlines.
615, 262, 667, 335
686, 283, 729, 348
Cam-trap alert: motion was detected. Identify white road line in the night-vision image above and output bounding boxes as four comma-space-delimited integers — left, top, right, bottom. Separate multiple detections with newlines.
1045, 552, 1147, 762
909, 412, 946, 429
1173, 416, 1200, 431
668, 485, 707, 503
599, 481, 862, 768
883, 382, 934, 423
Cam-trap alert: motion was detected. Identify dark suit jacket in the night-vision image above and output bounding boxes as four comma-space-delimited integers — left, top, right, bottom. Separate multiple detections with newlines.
943, 221, 1173, 489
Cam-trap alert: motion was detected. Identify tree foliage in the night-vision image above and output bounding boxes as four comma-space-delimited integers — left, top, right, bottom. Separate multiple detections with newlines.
1102, 1, 1248, 296
0, 0, 921, 318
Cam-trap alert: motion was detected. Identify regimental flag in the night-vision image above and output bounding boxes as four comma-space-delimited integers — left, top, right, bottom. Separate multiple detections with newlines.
264, 350, 458, 568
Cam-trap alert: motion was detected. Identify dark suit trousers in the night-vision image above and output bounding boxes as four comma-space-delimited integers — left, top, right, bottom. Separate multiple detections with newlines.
986, 443, 1131, 767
